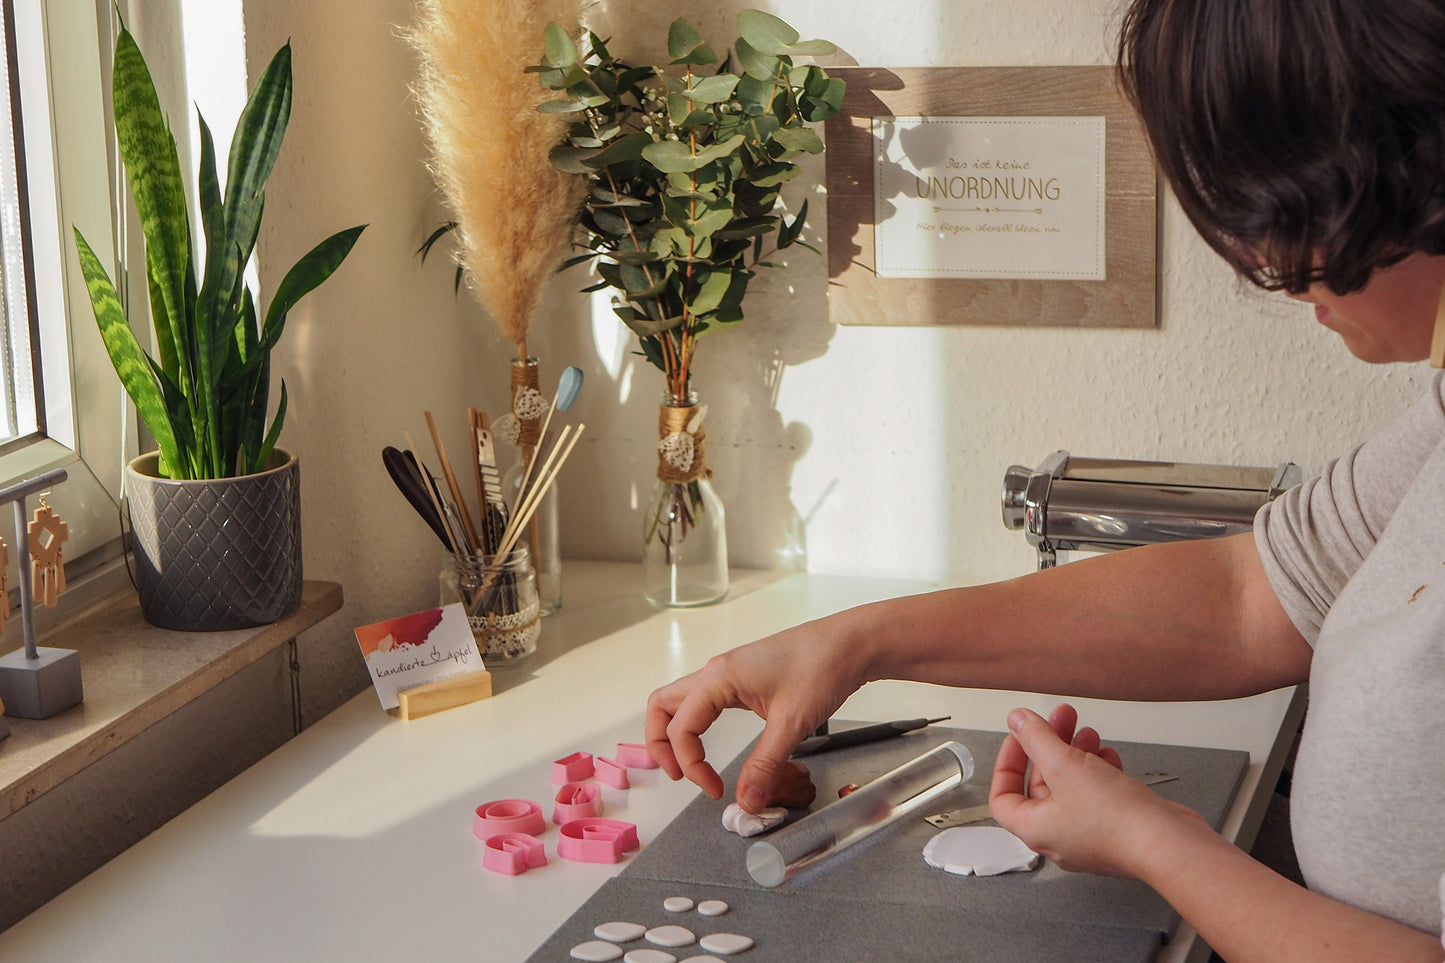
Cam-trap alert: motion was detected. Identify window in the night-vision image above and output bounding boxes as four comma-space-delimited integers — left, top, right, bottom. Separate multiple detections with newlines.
0, 0, 41, 449
0, 0, 136, 617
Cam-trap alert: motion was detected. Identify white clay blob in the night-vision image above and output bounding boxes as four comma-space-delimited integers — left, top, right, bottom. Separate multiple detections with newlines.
624, 950, 677, 963
645, 925, 697, 948
678, 958, 727, 963
571, 940, 624, 961
595, 921, 647, 943
696, 899, 729, 917
663, 896, 695, 913
721, 803, 786, 837
922, 826, 1041, 876
698, 933, 755, 955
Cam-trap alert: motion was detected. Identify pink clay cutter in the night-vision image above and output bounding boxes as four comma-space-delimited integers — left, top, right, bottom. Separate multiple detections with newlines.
614, 742, 658, 769
483, 833, 547, 875
473, 798, 545, 839
557, 817, 640, 864
553, 781, 603, 824
594, 756, 630, 790
552, 751, 594, 784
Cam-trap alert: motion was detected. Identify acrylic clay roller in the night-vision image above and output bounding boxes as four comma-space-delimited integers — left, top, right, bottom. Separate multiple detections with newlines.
746, 741, 974, 887
1001, 451, 1300, 569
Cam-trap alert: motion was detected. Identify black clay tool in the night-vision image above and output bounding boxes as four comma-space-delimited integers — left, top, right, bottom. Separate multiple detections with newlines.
789, 716, 952, 758
382, 446, 450, 548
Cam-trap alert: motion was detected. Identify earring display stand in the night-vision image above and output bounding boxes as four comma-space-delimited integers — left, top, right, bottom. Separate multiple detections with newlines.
0, 467, 81, 721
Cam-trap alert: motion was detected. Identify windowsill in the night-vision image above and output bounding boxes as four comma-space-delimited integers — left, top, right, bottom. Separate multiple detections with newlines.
0, 580, 343, 820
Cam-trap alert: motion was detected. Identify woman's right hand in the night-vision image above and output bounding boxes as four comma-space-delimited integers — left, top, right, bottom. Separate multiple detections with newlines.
645, 617, 868, 812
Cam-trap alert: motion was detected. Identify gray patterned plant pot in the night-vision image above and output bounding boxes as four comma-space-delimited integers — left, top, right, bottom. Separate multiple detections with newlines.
125, 449, 302, 631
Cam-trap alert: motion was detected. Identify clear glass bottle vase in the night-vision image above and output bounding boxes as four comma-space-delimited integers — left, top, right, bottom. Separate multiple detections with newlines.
643, 390, 728, 606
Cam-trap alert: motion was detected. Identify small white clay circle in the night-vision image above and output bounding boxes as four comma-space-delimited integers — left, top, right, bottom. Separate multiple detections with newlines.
571, 940, 624, 961
644, 925, 697, 948
698, 933, 754, 955
623, 950, 677, 963
595, 921, 647, 943
695, 899, 729, 917
662, 896, 695, 913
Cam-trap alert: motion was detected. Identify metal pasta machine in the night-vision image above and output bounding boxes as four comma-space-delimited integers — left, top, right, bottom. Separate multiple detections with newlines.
1002, 452, 1301, 569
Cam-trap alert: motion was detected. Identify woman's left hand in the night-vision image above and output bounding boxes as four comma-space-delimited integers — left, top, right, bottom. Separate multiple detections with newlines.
988, 704, 1205, 878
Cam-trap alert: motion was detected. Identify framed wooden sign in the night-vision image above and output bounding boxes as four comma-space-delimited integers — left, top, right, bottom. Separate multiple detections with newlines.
823, 66, 1156, 327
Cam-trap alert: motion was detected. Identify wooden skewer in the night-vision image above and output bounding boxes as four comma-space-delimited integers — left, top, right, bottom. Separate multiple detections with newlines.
511, 393, 560, 518
501, 425, 572, 553
424, 410, 481, 551
497, 424, 584, 560
402, 428, 461, 555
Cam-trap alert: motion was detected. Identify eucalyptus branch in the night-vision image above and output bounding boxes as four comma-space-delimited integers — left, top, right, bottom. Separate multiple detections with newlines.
534, 11, 844, 389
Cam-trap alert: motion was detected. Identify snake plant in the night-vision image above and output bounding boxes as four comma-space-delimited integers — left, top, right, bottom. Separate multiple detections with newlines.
73, 26, 364, 479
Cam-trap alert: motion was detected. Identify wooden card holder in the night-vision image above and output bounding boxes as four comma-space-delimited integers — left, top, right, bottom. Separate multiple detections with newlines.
391, 669, 493, 720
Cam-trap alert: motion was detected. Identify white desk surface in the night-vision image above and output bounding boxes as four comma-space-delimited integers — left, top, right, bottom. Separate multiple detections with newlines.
0, 561, 1301, 963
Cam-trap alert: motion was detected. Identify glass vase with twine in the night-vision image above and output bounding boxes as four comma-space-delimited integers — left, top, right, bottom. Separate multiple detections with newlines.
501, 356, 561, 615
643, 389, 727, 606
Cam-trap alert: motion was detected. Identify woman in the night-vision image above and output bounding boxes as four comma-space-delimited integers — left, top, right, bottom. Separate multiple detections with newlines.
644, 1, 1445, 958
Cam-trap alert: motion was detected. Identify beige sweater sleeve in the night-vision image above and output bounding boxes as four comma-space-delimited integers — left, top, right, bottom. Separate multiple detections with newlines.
1253, 373, 1445, 643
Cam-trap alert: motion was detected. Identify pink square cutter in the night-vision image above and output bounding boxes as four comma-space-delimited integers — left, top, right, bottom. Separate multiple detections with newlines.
473, 799, 545, 839
557, 818, 640, 864
552, 751, 594, 784
594, 756, 630, 790
614, 742, 658, 769
483, 833, 546, 876
553, 781, 603, 824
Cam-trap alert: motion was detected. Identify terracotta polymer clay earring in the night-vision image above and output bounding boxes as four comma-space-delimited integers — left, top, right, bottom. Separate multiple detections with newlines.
28, 494, 68, 608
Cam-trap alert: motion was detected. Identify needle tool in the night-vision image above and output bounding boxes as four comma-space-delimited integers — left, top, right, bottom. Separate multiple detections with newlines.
789, 716, 952, 758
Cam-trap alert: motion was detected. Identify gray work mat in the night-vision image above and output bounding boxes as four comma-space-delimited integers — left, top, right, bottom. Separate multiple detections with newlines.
527, 725, 1249, 962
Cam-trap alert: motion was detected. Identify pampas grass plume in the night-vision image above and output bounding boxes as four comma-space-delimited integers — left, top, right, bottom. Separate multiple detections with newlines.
410, 0, 586, 353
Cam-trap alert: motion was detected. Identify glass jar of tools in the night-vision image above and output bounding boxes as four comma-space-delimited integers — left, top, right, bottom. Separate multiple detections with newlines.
643, 389, 728, 606
439, 547, 540, 666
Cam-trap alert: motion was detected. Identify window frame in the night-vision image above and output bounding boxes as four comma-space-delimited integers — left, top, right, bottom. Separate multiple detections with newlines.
0, 0, 136, 607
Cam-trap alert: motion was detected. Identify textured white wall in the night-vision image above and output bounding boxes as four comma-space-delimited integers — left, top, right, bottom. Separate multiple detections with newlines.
232, 0, 1426, 708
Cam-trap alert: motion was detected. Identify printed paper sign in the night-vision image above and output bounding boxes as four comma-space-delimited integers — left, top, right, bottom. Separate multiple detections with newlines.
354, 603, 482, 710
873, 115, 1106, 280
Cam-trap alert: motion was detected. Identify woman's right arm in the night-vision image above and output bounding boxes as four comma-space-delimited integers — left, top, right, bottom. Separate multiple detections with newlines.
646, 530, 1312, 809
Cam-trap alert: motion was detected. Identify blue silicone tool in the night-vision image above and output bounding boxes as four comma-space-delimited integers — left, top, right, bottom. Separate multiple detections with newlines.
556, 366, 583, 412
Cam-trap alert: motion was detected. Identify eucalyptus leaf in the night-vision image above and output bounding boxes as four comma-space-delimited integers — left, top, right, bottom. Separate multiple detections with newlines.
736, 10, 799, 54
539, 98, 589, 114
772, 125, 824, 154
734, 36, 781, 82
621, 309, 688, 338
592, 207, 633, 238
584, 131, 653, 168
642, 132, 744, 173
667, 18, 717, 65
688, 269, 733, 315
749, 162, 802, 188
543, 23, 578, 67
713, 216, 777, 239
777, 198, 809, 248
681, 74, 740, 104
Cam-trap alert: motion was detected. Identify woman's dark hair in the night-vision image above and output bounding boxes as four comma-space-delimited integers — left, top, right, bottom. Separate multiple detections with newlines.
1117, 0, 1445, 294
